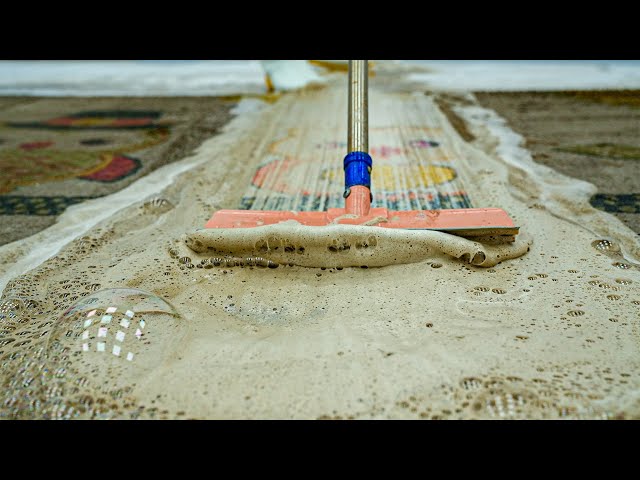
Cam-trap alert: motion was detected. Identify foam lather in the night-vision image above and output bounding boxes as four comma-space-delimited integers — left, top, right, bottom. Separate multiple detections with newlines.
184, 221, 532, 268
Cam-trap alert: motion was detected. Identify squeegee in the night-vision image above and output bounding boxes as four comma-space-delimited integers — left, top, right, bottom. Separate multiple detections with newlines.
204, 60, 519, 239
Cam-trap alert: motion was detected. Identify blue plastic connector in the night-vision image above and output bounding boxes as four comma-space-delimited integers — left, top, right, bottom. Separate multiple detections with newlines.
343, 151, 373, 189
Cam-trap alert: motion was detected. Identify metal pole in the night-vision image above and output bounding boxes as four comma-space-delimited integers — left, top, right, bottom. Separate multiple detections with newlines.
348, 60, 368, 153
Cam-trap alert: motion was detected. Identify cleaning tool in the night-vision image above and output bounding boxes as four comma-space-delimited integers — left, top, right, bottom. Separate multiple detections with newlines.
185, 60, 528, 269
203, 60, 519, 238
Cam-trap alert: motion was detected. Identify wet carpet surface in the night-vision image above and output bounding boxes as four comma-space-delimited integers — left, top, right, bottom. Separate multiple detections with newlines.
2, 91, 639, 248
0, 97, 236, 246
474, 90, 640, 234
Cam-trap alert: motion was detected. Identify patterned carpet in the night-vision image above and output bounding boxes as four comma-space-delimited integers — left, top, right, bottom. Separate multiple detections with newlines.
2, 91, 638, 247
0, 97, 235, 245
473, 90, 640, 234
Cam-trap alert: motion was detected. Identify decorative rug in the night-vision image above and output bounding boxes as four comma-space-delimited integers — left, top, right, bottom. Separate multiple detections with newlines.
0, 97, 235, 245
473, 90, 640, 234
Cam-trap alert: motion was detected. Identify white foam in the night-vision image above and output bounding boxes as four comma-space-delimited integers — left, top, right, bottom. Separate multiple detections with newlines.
230, 97, 268, 115
3, 61, 640, 96
407, 60, 640, 91
260, 60, 326, 91
0, 60, 266, 96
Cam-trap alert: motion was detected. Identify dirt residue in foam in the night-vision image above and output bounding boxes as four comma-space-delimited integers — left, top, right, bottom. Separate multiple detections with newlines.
1, 80, 640, 420
183, 223, 532, 268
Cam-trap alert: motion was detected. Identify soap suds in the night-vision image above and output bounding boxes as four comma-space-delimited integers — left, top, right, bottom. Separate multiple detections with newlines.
184, 223, 531, 268
1, 72, 639, 420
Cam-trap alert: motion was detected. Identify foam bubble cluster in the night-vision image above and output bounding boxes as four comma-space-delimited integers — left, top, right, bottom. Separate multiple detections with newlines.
184, 223, 532, 268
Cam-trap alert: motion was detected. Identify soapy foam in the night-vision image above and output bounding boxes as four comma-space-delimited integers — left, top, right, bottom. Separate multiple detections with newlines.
184, 223, 531, 268
260, 61, 327, 91
1, 73, 639, 419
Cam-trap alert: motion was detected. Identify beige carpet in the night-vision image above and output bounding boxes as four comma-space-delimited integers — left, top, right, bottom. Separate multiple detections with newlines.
1, 77, 639, 419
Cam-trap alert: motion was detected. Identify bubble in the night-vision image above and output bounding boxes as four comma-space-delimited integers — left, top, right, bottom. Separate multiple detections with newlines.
430, 263, 442, 269
255, 239, 268, 253
606, 295, 621, 301
76, 236, 96, 250
142, 198, 174, 214
613, 262, 632, 270
615, 279, 632, 285
0, 298, 24, 321
592, 239, 619, 253
355, 236, 377, 250
46, 288, 185, 395
492, 288, 506, 294
567, 310, 585, 317
461, 377, 482, 390
203, 256, 278, 269
327, 241, 351, 253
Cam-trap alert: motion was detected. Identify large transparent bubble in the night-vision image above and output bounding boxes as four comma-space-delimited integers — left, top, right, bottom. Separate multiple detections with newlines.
46, 288, 185, 396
